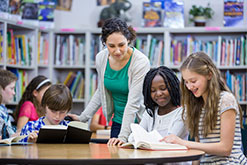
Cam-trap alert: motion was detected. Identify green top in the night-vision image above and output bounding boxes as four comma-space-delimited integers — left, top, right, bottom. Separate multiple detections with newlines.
104, 53, 133, 124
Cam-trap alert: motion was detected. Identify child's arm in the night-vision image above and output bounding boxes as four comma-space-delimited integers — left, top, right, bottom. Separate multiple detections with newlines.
27, 131, 39, 143
161, 109, 236, 156
17, 116, 29, 132
89, 113, 105, 132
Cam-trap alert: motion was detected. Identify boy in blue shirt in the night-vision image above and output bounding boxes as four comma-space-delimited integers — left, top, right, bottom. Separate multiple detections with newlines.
0, 69, 18, 139
20, 84, 72, 142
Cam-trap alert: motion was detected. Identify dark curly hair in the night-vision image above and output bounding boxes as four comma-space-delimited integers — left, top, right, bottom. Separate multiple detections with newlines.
101, 17, 136, 46
143, 66, 181, 117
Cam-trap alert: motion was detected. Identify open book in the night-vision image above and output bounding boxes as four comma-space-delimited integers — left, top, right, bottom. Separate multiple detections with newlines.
121, 123, 187, 151
0, 135, 29, 146
37, 121, 92, 143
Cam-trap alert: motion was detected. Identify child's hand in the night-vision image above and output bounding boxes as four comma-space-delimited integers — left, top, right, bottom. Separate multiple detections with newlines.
160, 134, 183, 145
107, 138, 124, 147
66, 114, 79, 121
28, 131, 39, 143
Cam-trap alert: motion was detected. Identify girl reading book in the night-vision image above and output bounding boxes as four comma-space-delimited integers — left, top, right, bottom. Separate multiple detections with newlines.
15, 75, 51, 132
113, 66, 188, 147
162, 52, 247, 164
20, 84, 72, 143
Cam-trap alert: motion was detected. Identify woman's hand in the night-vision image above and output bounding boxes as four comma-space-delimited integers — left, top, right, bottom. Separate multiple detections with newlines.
66, 114, 80, 121
107, 138, 124, 147
160, 134, 184, 145
28, 131, 39, 143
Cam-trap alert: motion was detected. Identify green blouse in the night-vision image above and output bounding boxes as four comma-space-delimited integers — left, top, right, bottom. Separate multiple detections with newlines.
104, 54, 133, 124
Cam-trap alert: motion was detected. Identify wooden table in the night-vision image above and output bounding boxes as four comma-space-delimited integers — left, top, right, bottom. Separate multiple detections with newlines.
0, 143, 205, 164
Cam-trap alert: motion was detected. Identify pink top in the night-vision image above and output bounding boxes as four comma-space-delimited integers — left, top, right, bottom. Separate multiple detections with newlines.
96, 107, 112, 126
18, 101, 39, 121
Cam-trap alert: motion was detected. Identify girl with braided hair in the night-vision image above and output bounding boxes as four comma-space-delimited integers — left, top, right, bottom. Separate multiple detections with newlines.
125, 66, 188, 145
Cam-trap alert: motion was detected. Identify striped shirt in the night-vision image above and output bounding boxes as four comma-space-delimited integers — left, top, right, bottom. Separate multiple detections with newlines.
198, 91, 247, 164
20, 116, 69, 142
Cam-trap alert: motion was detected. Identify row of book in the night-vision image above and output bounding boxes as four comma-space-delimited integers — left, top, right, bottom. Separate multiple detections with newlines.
90, 34, 247, 67
90, 35, 103, 65
219, 36, 247, 66
55, 35, 85, 66
170, 35, 247, 66
89, 72, 98, 98
135, 35, 164, 67
0, 29, 3, 64
63, 71, 84, 99
8, 68, 28, 103
224, 70, 247, 102
7, 29, 33, 66
38, 32, 49, 65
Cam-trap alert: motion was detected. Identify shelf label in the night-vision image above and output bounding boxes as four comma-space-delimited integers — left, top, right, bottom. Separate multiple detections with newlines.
16, 21, 23, 25
205, 27, 221, 31
60, 28, 75, 32
40, 26, 46, 30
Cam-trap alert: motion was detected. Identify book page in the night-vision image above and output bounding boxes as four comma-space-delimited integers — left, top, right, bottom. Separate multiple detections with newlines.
130, 124, 187, 150
41, 125, 67, 130
0, 135, 27, 145
68, 121, 89, 130
12, 135, 28, 142
0, 137, 15, 145
131, 123, 163, 144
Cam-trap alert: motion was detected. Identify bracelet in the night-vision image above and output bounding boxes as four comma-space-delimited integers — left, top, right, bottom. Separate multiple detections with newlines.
104, 126, 107, 130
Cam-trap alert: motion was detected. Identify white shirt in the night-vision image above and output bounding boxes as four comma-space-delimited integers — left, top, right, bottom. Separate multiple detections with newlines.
128, 106, 188, 142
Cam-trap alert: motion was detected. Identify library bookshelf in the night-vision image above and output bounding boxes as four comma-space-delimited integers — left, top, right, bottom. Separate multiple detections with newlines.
0, 18, 246, 120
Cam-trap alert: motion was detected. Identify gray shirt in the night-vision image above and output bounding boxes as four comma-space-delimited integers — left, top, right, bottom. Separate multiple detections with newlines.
79, 47, 150, 142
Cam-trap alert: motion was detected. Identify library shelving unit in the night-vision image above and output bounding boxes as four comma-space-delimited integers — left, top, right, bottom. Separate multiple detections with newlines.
37, 29, 53, 80
52, 29, 89, 114
86, 27, 247, 118
167, 27, 247, 115
0, 17, 54, 115
0, 16, 246, 119
0, 18, 38, 107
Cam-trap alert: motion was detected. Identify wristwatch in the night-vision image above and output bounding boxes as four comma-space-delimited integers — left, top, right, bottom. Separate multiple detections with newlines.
104, 126, 108, 130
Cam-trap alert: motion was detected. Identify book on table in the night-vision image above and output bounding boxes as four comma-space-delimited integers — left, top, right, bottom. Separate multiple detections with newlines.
37, 121, 92, 143
121, 123, 187, 151
0, 135, 29, 146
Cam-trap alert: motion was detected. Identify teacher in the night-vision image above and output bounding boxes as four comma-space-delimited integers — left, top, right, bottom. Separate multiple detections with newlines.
69, 17, 150, 145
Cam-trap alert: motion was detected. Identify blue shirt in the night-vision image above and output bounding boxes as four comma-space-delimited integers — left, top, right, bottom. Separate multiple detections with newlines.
0, 104, 16, 139
20, 116, 69, 142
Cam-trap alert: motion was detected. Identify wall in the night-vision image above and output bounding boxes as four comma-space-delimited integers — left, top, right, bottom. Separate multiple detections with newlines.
54, 0, 247, 29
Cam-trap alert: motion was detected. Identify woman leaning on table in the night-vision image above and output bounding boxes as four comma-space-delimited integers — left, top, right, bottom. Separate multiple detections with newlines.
68, 17, 150, 146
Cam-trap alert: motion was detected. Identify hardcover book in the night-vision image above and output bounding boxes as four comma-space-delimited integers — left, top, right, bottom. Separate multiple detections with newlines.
121, 124, 187, 151
0, 135, 29, 146
38, 1, 56, 29
162, 0, 184, 28
142, 2, 162, 27
224, 0, 244, 27
0, 0, 9, 18
37, 121, 92, 144
8, 0, 22, 21
21, 0, 39, 26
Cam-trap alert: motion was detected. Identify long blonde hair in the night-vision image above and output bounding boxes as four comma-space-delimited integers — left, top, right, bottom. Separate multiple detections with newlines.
180, 52, 243, 138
